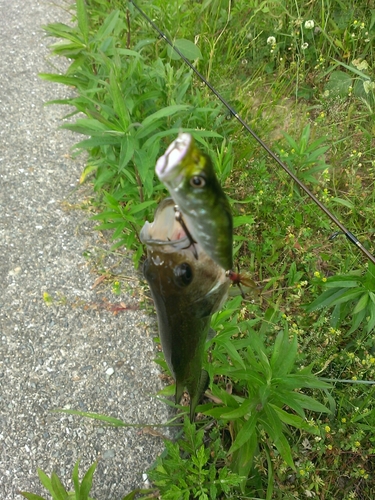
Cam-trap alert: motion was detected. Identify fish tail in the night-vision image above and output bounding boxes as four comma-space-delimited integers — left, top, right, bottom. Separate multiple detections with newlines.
189, 369, 210, 422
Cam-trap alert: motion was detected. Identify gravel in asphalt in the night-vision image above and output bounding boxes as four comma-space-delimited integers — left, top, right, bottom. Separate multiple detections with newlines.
0, 1, 169, 498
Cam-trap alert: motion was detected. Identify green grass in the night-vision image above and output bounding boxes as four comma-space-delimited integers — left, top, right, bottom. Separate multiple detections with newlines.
24, 0, 375, 498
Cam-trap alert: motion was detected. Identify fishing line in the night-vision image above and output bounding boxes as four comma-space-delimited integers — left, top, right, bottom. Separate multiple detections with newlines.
129, 0, 375, 265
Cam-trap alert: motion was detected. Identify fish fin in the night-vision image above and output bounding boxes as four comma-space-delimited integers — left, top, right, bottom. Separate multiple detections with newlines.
207, 327, 216, 341
189, 369, 210, 422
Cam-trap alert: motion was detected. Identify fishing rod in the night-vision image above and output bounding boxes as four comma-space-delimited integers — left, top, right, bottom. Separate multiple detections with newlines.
129, 0, 375, 266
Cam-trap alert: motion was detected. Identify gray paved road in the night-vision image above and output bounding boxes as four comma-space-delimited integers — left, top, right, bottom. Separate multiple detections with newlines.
0, 1, 168, 498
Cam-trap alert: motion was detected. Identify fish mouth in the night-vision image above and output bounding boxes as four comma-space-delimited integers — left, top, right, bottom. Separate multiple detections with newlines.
155, 132, 192, 182
140, 198, 193, 252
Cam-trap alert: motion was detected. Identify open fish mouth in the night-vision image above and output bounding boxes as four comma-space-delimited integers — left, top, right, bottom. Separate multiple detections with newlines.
155, 132, 192, 181
140, 197, 194, 253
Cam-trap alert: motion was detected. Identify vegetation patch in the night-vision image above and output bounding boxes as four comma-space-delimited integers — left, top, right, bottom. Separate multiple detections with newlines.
25, 0, 375, 498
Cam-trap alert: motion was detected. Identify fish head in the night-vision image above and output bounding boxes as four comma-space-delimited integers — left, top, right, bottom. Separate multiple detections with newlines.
155, 133, 217, 204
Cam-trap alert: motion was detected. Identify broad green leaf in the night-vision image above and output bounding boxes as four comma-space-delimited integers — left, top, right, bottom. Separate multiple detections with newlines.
273, 391, 306, 418
39, 74, 83, 87
72, 461, 80, 498
80, 462, 97, 500
347, 307, 367, 334
329, 288, 364, 307
109, 69, 130, 130
323, 279, 360, 288
231, 421, 257, 491
134, 149, 151, 184
232, 215, 255, 228
37, 469, 54, 495
19, 494, 46, 500
217, 398, 254, 420
324, 70, 352, 97
95, 10, 120, 39
332, 197, 355, 209
352, 293, 369, 314
112, 222, 128, 240
258, 349, 272, 382
367, 301, 375, 333
121, 490, 154, 500
94, 222, 127, 232
222, 340, 246, 369
43, 23, 84, 44
139, 105, 190, 130
62, 118, 110, 135
269, 404, 320, 434
305, 288, 357, 313
270, 330, 285, 370
271, 330, 297, 377
76, 0, 89, 43
259, 306, 280, 336
262, 406, 295, 469
300, 124, 311, 152
116, 48, 143, 58
119, 135, 135, 173
282, 132, 299, 152
282, 374, 331, 390
128, 200, 157, 214
168, 38, 203, 61
245, 346, 263, 372
332, 59, 371, 80
288, 392, 331, 413
210, 384, 239, 408
56, 409, 127, 427
80, 164, 98, 184
142, 127, 221, 150
73, 136, 122, 149
51, 472, 68, 500
228, 412, 258, 454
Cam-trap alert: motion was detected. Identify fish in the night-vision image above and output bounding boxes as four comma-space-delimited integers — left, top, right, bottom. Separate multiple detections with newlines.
155, 132, 233, 271
140, 198, 230, 421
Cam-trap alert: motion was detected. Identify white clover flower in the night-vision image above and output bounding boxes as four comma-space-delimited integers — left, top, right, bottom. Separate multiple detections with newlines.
363, 80, 375, 94
301, 42, 309, 50
352, 58, 369, 70
304, 20, 315, 30
267, 36, 276, 45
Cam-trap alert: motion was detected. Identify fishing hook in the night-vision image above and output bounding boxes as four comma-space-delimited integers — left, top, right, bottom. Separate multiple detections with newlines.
174, 205, 199, 259
129, 0, 375, 266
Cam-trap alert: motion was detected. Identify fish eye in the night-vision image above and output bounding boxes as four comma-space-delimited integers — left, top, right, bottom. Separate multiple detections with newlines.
174, 262, 193, 287
190, 175, 206, 188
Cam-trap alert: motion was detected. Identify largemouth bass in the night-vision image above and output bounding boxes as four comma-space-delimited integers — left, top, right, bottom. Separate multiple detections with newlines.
155, 133, 233, 271
140, 198, 230, 421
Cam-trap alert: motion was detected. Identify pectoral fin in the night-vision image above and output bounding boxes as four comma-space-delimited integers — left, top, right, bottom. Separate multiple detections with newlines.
189, 369, 210, 422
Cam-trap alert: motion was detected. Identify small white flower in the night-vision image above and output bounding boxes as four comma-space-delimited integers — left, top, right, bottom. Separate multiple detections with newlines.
352, 58, 369, 70
304, 20, 315, 30
267, 36, 276, 45
301, 42, 309, 50
363, 80, 375, 94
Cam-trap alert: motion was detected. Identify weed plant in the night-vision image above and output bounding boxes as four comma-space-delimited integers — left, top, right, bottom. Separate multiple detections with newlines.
24, 0, 375, 498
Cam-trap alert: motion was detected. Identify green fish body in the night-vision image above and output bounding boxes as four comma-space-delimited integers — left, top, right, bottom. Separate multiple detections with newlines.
155, 133, 233, 271
141, 198, 230, 420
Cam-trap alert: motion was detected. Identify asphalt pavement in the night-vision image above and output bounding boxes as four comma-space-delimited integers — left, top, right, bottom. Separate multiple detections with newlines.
0, 1, 169, 498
